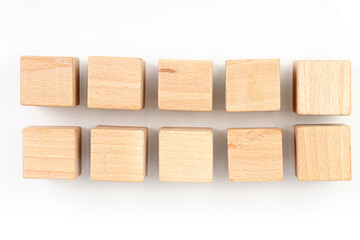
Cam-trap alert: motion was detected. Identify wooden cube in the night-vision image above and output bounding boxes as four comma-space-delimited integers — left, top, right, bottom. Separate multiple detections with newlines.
159, 127, 213, 182
158, 59, 213, 111
227, 128, 283, 182
226, 59, 280, 112
23, 126, 81, 179
91, 126, 148, 182
87, 56, 145, 110
295, 125, 351, 181
20, 56, 79, 107
293, 60, 351, 115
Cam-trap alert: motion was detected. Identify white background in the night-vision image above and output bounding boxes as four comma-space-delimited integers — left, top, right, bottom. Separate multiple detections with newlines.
0, 0, 359, 239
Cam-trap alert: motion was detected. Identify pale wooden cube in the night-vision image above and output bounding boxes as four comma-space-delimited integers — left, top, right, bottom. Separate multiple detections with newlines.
295, 125, 351, 181
159, 127, 213, 182
293, 60, 351, 115
227, 128, 283, 182
91, 126, 148, 182
20, 56, 79, 107
23, 126, 81, 179
158, 59, 213, 111
226, 59, 280, 112
88, 56, 146, 110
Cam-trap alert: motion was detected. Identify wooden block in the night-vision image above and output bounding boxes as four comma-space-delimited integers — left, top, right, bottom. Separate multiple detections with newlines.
88, 56, 145, 110
293, 60, 351, 115
23, 126, 81, 179
159, 127, 213, 182
158, 59, 213, 111
226, 59, 280, 112
20, 56, 79, 107
227, 128, 283, 182
295, 125, 351, 181
91, 126, 148, 182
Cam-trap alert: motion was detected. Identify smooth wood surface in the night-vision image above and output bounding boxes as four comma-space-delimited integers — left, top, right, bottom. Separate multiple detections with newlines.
158, 59, 213, 111
295, 125, 351, 181
88, 56, 145, 110
226, 59, 280, 112
293, 60, 351, 115
227, 128, 283, 182
159, 127, 213, 182
20, 56, 79, 107
23, 126, 81, 179
91, 126, 148, 182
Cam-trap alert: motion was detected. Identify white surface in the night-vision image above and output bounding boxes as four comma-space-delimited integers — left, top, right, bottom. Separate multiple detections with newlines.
0, 0, 359, 239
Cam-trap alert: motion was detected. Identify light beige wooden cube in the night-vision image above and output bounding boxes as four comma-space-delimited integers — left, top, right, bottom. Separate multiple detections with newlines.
20, 56, 79, 107
295, 125, 351, 181
226, 59, 280, 112
293, 60, 351, 115
159, 127, 213, 182
87, 56, 145, 110
91, 126, 148, 182
227, 128, 283, 182
158, 59, 213, 111
23, 126, 81, 179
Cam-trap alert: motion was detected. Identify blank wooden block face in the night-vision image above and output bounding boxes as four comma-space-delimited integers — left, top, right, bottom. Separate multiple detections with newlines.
20, 56, 79, 107
88, 56, 145, 110
91, 126, 148, 182
159, 128, 213, 182
158, 60, 213, 111
293, 60, 351, 115
295, 125, 351, 181
23, 126, 81, 179
226, 59, 280, 112
228, 128, 283, 181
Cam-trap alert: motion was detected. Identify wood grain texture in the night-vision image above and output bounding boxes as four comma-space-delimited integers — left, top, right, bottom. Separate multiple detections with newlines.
226, 59, 280, 112
158, 59, 213, 111
23, 126, 81, 179
88, 56, 145, 110
293, 60, 351, 115
295, 125, 351, 181
159, 127, 213, 182
91, 126, 148, 182
227, 128, 283, 182
20, 56, 79, 107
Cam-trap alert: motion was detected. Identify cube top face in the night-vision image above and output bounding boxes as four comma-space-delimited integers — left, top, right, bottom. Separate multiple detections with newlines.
159, 127, 213, 182
158, 59, 213, 111
91, 125, 148, 182
294, 60, 351, 115
227, 128, 283, 182
295, 125, 351, 181
22, 126, 81, 179
226, 59, 280, 112
88, 56, 145, 110
20, 56, 79, 107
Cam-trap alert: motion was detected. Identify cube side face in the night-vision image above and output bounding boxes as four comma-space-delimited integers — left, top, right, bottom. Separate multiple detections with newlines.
20, 56, 79, 107
159, 128, 213, 182
295, 125, 351, 181
140, 60, 146, 109
74, 127, 82, 177
22, 126, 81, 179
294, 60, 351, 115
293, 61, 298, 113
87, 57, 144, 110
91, 126, 147, 182
226, 59, 280, 112
73, 57, 80, 106
228, 128, 283, 182
158, 60, 213, 111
